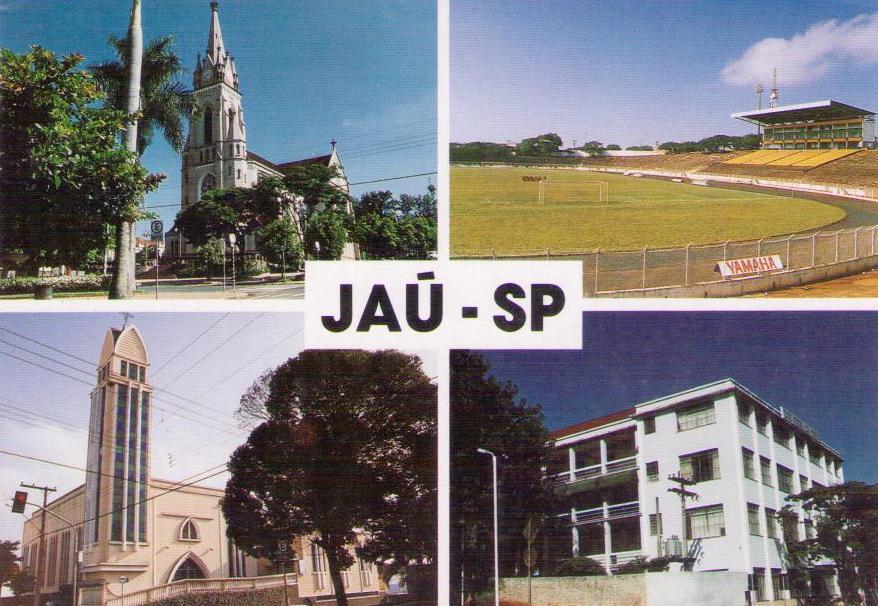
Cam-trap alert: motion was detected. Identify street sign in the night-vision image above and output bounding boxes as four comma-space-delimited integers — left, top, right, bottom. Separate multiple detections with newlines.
150, 220, 163, 235
11, 491, 27, 514
277, 539, 292, 562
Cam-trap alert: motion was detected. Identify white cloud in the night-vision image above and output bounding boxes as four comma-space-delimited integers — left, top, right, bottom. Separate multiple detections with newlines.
722, 13, 878, 86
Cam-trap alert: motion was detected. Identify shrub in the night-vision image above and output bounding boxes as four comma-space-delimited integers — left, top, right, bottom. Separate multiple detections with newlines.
0, 275, 110, 295
614, 556, 671, 574
150, 588, 286, 606
547, 557, 606, 577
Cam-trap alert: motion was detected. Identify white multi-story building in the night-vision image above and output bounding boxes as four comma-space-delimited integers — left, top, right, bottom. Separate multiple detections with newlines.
549, 379, 844, 603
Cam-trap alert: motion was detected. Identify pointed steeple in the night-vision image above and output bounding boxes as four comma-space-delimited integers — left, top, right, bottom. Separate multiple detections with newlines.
206, 1, 225, 66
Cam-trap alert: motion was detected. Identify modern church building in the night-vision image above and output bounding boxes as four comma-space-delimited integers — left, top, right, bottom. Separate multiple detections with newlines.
18, 324, 383, 606
165, 1, 356, 259
548, 379, 844, 604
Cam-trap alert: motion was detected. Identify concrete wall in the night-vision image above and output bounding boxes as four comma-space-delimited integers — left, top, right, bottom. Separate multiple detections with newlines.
645, 571, 748, 606
500, 575, 647, 606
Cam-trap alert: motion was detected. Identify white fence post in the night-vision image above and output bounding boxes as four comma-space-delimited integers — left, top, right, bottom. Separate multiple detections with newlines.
812, 233, 817, 267
684, 243, 691, 286
757, 238, 764, 257
786, 236, 792, 268
594, 248, 600, 293
546, 247, 550, 261
491, 247, 496, 260
642, 246, 648, 289
723, 240, 729, 262
835, 231, 840, 263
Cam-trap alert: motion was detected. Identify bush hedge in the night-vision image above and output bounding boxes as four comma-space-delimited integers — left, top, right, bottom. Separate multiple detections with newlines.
151, 587, 285, 606
547, 556, 606, 577
0, 275, 110, 295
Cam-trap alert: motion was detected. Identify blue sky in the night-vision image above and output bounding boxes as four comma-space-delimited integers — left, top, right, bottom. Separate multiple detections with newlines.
0, 0, 437, 235
452, 0, 878, 148
482, 311, 878, 483
0, 312, 437, 543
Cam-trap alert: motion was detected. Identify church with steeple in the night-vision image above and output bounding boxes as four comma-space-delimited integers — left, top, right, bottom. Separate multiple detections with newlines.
166, 1, 355, 259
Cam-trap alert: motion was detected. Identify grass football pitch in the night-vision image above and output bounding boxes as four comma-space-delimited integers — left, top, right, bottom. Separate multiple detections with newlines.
450, 166, 846, 256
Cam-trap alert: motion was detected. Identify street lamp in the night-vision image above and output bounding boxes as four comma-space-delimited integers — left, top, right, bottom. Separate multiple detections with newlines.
477, 448, 499, 606
227, 233, 237, 292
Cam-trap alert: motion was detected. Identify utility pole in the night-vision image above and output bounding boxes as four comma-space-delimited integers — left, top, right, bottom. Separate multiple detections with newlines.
667, 473, 698, 560
22, 483, 57, 606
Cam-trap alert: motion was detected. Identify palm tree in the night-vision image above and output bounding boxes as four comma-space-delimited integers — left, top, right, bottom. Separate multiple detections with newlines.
92, 34, 197, 157
91, 23, 197, 298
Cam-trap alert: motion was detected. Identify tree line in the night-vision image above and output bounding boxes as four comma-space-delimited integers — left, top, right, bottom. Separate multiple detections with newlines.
450, 132, 761, 162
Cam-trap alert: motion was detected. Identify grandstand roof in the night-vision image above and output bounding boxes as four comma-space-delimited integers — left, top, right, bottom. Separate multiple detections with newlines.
732, 100, 874, 125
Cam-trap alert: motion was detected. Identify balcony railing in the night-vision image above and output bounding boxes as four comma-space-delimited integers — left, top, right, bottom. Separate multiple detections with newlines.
554, 455, 638, 484
571, 500, 640, 524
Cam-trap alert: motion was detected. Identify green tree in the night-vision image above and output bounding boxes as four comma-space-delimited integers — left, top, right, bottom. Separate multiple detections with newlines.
517, 133, 563, 156
255, 217, 304, 272
450, 351, 557, 603
0, 540, 20, 591
196, 239, 224, 279
223, 350, 437, 606
7, 571, 34, 596
781, 482, 878, 606
0, 47, 163, 274
605, 144, 622, 150
449, 142, 514, 163
306, 207, 350, 259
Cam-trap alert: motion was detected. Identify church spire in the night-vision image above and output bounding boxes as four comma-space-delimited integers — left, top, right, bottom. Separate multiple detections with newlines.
206, 1, 225, 66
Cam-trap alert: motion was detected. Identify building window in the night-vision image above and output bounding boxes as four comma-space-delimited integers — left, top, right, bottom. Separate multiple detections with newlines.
742, 448, 756, 481
128, 363, 137, 380
773, 570, 788, 597
649, 513, 663, 536
643, 417, 655, 434
796, 439, 805, 458
203, 109, 213, 144
120, 360, 127, 376
773, 426, 790, 448
180, 519, 200, 541
676, 401, 716, 432
760, 457, 773, 487
750, 569, 766, 601
777, 465, 794, 494
139, 366, 145, 383
686, 504, 725, 539
200, 174, 216, 199
748, 504, 762, 536
738, 402, 751, 426
646, 461, 659, 482
756, 414, 769, 436
808, 445, 822, 467
804, 518, 816, 539
173, 557, 207, 582
236, 144, 241, 156
237, 169, 241, 179
765, 508, 778, 539
680, 449, 720, 483
799, 474, 809, 492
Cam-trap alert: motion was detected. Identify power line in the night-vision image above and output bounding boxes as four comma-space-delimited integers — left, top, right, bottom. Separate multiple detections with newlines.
160, 314, 265, 387
150, 313, 230, 377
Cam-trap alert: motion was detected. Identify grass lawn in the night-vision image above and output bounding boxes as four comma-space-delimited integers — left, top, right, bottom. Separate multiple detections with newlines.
0, 290, 109, 300
450, 166, 846, 256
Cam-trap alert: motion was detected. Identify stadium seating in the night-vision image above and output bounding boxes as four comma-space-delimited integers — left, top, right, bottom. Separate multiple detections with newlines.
723, 148, 860, 168
790, 149, 859, 167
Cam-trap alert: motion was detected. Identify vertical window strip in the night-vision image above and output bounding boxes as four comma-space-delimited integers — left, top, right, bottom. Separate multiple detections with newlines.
139, 391, 150, 543
126, 387, 139, 543
111, 385, 128, 541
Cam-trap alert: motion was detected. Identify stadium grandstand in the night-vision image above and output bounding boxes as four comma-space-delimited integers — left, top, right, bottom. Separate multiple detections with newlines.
732, 100, 876, 151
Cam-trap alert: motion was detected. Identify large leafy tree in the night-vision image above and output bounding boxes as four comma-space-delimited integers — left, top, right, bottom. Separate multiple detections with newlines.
0, 46, 162, 273
223, 350, 437, 606
450, 351, 557, 603
780, 482, 878, 606
0, 540, 20, 590
255, 217, 304, 271
352, 186, 437, 259
516, 133, 563, 156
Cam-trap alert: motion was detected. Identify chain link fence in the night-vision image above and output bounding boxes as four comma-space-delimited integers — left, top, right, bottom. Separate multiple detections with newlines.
455, 224, 878, 295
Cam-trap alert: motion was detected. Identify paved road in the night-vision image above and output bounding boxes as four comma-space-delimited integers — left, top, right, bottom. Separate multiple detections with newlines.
133, 280, 304, 299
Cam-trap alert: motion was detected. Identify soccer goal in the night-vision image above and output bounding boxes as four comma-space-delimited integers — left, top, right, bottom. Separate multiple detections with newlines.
540, 179, 609, 205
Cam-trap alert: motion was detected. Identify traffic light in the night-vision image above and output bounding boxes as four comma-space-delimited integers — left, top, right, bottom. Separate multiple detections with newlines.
11, 491, 27, 514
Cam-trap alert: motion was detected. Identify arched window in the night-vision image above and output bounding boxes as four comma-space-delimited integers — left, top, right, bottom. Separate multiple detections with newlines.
200, 174, 216, 199
203, 109, 213, 145
236, 144, 241, 156
179, 519, 200, 541
172, 557, 207, 582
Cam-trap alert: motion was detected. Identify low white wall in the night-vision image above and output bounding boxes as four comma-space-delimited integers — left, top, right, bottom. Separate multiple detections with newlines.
645, 571, 748, 606
500, 575, 646, 606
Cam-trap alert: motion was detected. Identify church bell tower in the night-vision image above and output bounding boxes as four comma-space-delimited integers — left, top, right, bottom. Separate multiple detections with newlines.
181, 1, 249, 214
